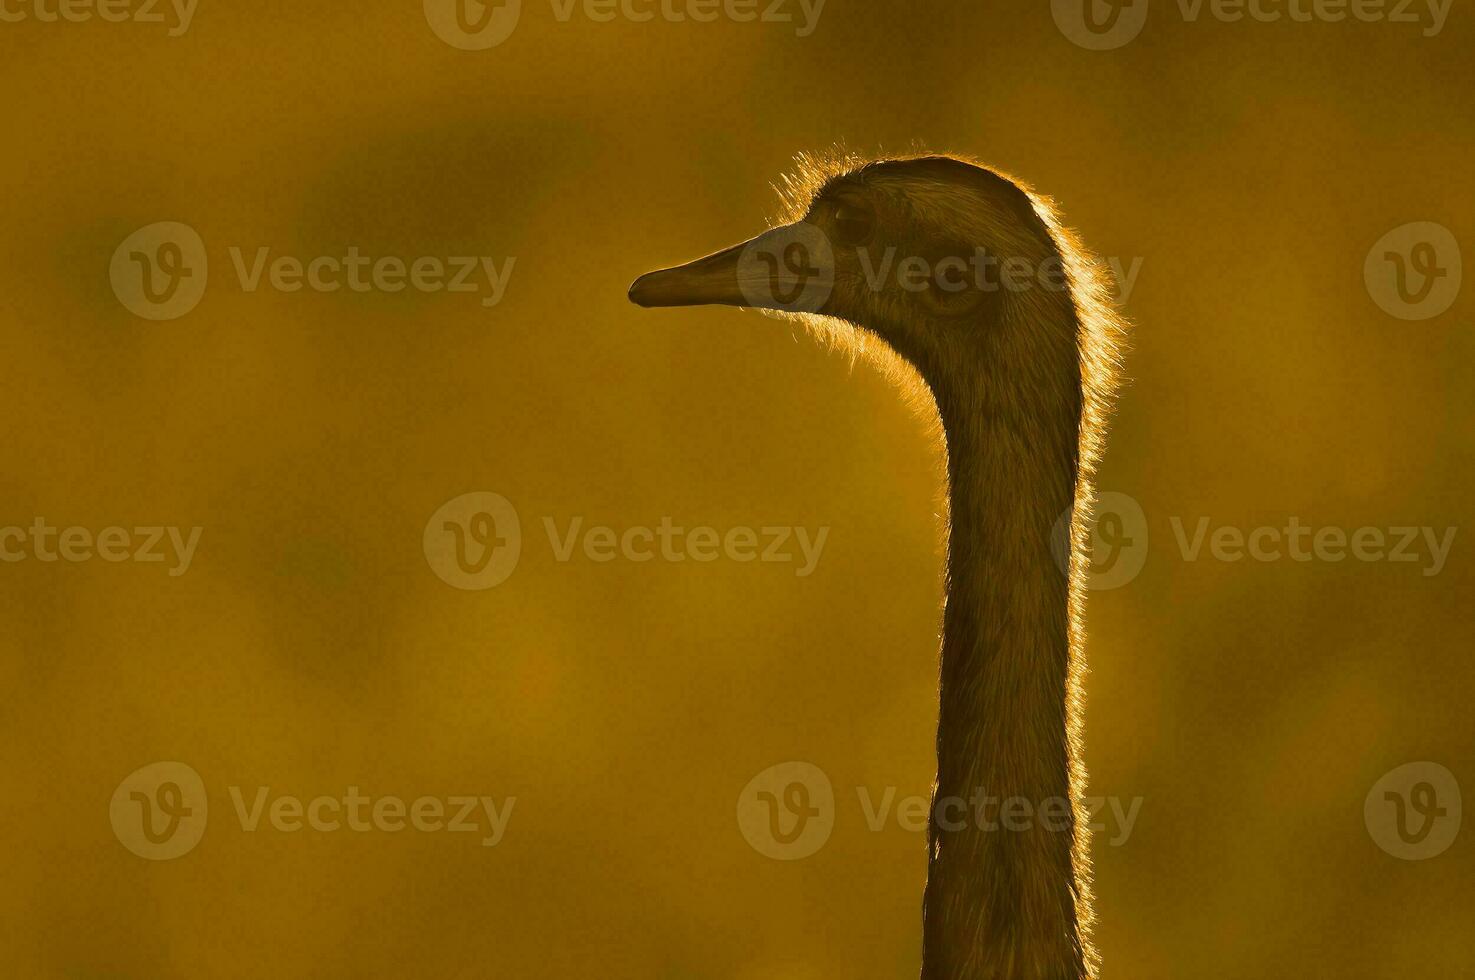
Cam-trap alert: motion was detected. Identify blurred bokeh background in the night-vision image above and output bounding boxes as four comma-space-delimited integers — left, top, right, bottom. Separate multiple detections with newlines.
1, 2, 1472, 977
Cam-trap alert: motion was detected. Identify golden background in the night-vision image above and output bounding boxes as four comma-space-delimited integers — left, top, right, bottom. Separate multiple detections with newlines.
2, 2, 1472, 977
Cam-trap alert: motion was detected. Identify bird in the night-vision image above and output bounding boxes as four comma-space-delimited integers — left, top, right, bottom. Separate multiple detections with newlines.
628, 152, 1126, 980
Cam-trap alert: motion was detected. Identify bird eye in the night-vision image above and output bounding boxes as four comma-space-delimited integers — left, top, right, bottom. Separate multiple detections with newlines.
831, 201, 875, 247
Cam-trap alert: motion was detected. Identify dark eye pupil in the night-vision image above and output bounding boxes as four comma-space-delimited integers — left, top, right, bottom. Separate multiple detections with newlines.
833, 203, 874, 246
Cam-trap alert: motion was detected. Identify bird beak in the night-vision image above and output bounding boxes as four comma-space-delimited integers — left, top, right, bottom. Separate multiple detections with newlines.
628, 221, 834, 313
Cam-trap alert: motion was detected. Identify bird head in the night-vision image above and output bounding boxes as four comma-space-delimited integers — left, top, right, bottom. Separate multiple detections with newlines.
628, 155, 1087, 387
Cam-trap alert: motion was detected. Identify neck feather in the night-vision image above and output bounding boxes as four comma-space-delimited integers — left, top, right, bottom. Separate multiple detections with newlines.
916, 298, 1096, 980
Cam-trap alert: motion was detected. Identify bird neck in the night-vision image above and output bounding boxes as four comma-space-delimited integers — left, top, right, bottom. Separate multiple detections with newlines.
917, 314, 1093, 980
